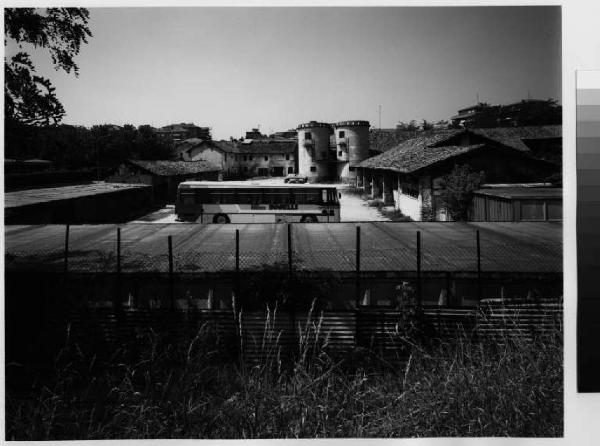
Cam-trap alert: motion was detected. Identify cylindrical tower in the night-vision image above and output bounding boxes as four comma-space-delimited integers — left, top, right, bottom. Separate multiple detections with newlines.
333, 120, 370, 182
297, 121, 332, 183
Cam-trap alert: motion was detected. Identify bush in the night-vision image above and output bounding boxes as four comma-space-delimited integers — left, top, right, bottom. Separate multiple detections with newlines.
366, 198, 385, 208
439, 164, 485, 221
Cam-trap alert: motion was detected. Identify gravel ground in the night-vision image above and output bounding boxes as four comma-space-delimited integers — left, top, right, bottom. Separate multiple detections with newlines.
131, 178, 390, 223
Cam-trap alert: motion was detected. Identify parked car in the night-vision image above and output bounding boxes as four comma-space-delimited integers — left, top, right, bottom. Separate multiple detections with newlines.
284, 174, 308, 184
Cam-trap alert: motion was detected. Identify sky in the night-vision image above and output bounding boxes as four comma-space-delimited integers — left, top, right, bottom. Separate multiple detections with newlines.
6, 6, 561, 140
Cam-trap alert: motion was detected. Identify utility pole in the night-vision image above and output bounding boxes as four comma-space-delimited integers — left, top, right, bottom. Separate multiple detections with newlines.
378, 105, 382, 130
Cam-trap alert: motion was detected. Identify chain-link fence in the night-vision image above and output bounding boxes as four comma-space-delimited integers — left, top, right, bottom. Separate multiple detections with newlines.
5, 224, 563, 310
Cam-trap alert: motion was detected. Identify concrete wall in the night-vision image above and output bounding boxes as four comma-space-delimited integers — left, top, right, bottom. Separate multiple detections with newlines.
186, 145, 239, 178
187, 145, 223, 166
398, 192, 421, 221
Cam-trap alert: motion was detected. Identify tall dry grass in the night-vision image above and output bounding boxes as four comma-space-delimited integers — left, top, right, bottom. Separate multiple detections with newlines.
5, 304, 562, 439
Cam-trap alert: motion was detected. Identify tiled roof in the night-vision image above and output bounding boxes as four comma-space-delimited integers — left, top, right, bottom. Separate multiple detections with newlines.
357, 143, 486, 173
369, 128, 419, 153
358, 126, 562, 173
174, 138, 206, 156
127, 160, 220, 176
468, 125, 561, 152
213, 139, 297, 154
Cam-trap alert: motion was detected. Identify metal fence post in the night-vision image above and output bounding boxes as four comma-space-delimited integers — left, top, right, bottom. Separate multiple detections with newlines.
287, 223, 297, 355
416, 231, 422, 310
115, 227, 122, 312
235, 229, 240, 289
477, 230, 482, 301
287, 223, 293, 275
168, 235, 174, 309
63, 224, 70, 274
355, 226, 361, 308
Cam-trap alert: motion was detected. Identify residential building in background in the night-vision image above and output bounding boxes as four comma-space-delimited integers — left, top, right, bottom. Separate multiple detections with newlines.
173, 137, 297, 179
450, 99, 561, 128
155, 123, 211, 143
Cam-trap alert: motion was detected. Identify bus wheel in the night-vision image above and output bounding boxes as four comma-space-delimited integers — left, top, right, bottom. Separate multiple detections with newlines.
213, 214, 230, 224
301, 215, 317, 223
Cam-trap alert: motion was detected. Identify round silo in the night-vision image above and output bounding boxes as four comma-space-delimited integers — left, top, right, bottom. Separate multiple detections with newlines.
333, 120, 370, 182
297, 121, 332, 182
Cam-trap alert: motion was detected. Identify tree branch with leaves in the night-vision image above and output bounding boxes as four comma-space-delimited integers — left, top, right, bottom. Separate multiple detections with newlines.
4, 8, 92, 125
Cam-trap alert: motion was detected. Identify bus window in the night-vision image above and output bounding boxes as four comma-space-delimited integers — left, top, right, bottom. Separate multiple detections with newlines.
322, 189, 327, 203
269, 188, 289, 204
220, 191, 236, 204
196, 189, 209, 204
181, 192, 195, 205
296, 189, 320, 204
238, 188, 262, 205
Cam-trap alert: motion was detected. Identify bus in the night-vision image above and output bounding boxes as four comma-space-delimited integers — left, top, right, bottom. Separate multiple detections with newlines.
175, 181, 341, 223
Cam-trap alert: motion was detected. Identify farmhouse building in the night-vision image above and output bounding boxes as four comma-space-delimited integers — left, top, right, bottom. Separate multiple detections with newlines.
174, 138, 297, 179
107, 159, 221, 203
356, 126, 561, 221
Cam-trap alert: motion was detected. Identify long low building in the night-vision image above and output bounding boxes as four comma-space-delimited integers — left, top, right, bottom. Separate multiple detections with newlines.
4, 182, 153, 224
6, 222, 562, 309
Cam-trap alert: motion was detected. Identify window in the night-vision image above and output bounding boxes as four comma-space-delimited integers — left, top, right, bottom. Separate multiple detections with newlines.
181, 193, 195, 205
288, 167, 294, 174
547, 200, 562, 220
521, 200, 545, 221
339, 131, 345, 138
305, 132, 312, 140
285, 154, 290, 160
268, 188, 290, 205
238, 188, 263, 205
310, 166, 317, 172
244, 166, 248, 172
338, 151, 343, 156
296, 189, 321, 204
243, 156, 247, 161
349, 166, 356, 172
249, 155, 254, 160
264, 156, 269, 161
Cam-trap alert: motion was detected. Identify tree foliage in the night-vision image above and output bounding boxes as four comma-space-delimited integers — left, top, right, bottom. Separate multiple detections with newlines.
421, 119, 434, 131
4, 8, 92, 125
5, 121, 174, 170
439, 164, 486, 221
